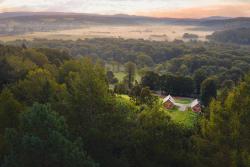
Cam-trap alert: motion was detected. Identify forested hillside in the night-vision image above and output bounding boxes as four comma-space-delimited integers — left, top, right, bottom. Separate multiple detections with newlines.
208, 28, 250, 45
6, 38, 250, 90
0, 41, 249, 167
0, 12, 250, 36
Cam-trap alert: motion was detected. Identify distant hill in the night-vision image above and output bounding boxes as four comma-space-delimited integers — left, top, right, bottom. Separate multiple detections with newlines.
207, 27, 250, 45
0, 12, 249, 36
201, 16, 232, 21
200, 17, 250, 30
0, 12, 169, 35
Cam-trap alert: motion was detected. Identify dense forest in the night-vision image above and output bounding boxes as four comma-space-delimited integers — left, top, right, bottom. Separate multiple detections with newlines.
208, 28, 250, 45
5, 38, 250, 89
0, 39, 249, 167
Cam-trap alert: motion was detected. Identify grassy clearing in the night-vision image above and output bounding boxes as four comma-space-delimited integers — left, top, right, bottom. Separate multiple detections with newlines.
117, 94, 131, 101
166, 110, 199, 128
155, 97, 198, 128
166, 106, 179, 112
114, 72, 126, 81
116, 94, 199, 128
114, 72, 141, 82
175, 97, 193, 104
116, 94, 133, 103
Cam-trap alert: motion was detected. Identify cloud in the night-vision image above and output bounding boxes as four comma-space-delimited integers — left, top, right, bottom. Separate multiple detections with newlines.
137, 3, 250, 18
0, 0, 250, 17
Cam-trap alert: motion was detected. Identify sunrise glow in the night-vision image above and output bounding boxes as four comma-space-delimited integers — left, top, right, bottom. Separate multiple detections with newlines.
0, 0, 250, 18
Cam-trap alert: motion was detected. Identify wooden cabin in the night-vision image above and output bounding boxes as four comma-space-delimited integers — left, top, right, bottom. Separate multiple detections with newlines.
163, 95, 175, 109
191, 99, 201, 113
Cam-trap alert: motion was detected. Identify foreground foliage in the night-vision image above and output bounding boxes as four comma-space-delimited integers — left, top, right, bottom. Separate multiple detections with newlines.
196, 77, 250, 167
0, 42, 249, 167
3, 103, 97, 167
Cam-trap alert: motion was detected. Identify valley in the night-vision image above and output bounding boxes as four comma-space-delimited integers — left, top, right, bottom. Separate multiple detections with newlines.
0, 24, 212, 42
0, 10, 250, 167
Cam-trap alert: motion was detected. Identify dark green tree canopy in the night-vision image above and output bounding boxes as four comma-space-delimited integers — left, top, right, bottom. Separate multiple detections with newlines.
201, 77, 217, 107
2, 103, 97, 167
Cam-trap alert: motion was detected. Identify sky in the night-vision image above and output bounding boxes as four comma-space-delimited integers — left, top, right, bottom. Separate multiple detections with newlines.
0, 0, 250, 18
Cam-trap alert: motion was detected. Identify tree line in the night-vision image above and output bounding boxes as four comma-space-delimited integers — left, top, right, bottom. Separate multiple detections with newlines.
207, 28, 250, 45
140, 71, 218, 106
4, 38, 250, 87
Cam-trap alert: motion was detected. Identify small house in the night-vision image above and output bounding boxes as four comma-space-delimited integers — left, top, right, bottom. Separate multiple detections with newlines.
163, 95, 175, 109
190, 99, 201, 113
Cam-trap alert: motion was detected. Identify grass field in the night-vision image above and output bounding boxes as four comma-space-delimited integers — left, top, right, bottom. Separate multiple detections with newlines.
114, 72, 141, 82
117, 94, 131, 101
159, 97, 198, 128
117, 94, 199, 128
166, 110, 199, 128
175, 97, 193, 104
0, 24, 213, 42
114, 72, 126, 81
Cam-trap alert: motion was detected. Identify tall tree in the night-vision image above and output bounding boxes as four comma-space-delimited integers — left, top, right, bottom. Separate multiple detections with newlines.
197, 76, 250, 167
2, 103, 97, 167
0, 89, 22, 134
106, 71, 118, 84
200, 78, 217, 106
12, 68, 66, 107
23, 49, 49, 67
194, 69, 207, 94
65, 58, 110, 137
136, 53, 154, 67
130, 105, 194, 167
141, 71, 160, 91
124, 62, 136, 89
160, 74, 194, 96
0, 89, 23, 161
130, 82, 157, 105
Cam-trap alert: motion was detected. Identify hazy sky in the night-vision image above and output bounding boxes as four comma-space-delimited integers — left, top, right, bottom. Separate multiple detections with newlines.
0, 0, 250, 18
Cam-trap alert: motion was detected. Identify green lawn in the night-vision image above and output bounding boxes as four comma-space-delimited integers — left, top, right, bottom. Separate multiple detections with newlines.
114, 72, 141, 82
114, 72, 126, 81
117, 94, 131, 101
166, 109, 199, 128
166, 106, 179, 112
157, 97, 199, 128
175, 98, 193, 104
116, 94, 199, 128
